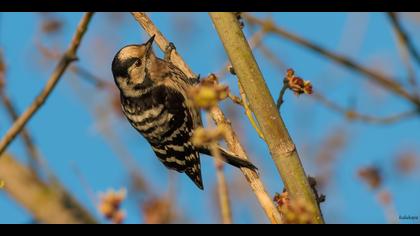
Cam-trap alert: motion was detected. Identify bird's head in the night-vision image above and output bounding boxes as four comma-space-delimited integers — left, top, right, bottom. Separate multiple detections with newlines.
112, 35, 156, 97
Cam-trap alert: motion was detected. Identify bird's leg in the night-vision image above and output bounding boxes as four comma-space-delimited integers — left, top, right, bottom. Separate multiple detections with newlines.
164, 42, 176, 62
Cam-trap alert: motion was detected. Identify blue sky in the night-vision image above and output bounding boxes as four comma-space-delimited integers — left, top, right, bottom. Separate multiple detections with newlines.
0, 12, 419, 224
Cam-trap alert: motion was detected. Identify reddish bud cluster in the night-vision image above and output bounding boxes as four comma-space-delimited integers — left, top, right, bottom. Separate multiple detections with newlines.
273, 190, 317, 224
284, 68, 313, 95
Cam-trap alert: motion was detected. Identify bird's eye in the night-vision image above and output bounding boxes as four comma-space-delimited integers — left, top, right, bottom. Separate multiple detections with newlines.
135, 59, 142, 67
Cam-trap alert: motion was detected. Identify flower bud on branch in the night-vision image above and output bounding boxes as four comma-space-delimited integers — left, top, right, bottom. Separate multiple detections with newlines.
284, 68, 313, 95
274, 189, 317, 224
191, 125, 228, 148
277, 68, 313, 109
188, 74, 229, 110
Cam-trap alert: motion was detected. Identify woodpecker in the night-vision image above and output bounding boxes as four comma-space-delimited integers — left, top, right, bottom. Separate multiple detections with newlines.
112, 35, 257, 190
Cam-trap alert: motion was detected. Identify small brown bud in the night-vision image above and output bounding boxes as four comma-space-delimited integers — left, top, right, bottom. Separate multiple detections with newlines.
358, 166, 382, 189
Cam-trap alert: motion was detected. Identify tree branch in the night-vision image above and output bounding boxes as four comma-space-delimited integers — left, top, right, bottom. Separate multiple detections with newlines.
210, 143, 232, 224
276, 80, 288, 110
0, 91, 43, 171
210, 12, 324, 224
387, 12, 420, 68
243, 13, 420, 109
387, 12, 419, 92
313, 92, 417, 124
0, 153, 96, 224
131, 12, 283, 224
0, 12, 94, 156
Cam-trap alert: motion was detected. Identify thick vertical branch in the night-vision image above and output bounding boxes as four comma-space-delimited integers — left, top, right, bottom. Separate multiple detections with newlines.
209, 12, 324, 224
0, 154, 96, 224
0, 12, 94, 156
131, 12, 283, 224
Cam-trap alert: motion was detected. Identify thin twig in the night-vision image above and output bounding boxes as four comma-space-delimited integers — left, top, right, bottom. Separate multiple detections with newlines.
0, 12, 94, 156
238, 83, 265, 140
387, 12, 419, 93
70, 163, 98, 210
70, 65, 110, 89
204, 113, 233, 224
0, 90, 61, 185
228, 93, 243, 105
395, 36, 417, 91
243, 13, 420, 109
0, 53, 45, 172
210, 12, 324, 224
131, 12, 283, 224
387, 12, 420, 68
0, 92, 42, 169
210, 143, 232, 224
226, 82, 265, 140
276, 81, 288, 110
313, 92, 418, 124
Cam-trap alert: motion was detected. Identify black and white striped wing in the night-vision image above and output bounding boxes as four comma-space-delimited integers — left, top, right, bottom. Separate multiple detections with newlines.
152, 87, 202, 189
122, 85, 203, 189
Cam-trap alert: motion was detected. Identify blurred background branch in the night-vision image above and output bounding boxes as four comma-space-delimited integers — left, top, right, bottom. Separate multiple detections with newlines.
0, 153, 96, 224
387, 12, 420, 68
243, 13, 420, 109
0, 12, 94, 156
313, 92, 418, 124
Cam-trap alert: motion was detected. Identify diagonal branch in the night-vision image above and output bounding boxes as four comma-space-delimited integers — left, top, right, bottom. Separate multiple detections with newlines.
0, 12, 94, 156
0, 91, 43, 171
0, 153, 97, 224
387, 12, 419, 92
243, 13, 420, 109
131, 12, 283, 224
210, 12, 324, 224
387, 12, 420, 68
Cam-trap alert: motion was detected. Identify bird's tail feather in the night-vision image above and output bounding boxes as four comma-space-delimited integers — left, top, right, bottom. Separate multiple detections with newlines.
199, 146, 258, 172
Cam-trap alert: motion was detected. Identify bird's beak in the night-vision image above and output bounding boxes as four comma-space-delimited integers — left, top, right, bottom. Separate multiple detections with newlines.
145, 35, 155, 54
